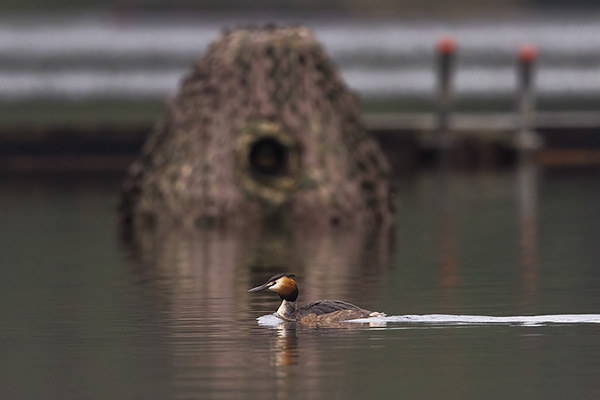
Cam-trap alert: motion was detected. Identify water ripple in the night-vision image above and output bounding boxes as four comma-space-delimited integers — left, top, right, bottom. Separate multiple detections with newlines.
349, 314, 600, 326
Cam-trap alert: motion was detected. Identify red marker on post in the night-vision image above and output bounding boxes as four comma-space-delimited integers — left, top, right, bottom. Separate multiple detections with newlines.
437, 36, 457, 55
518, 45, 537, 62
516, 44, 541, 153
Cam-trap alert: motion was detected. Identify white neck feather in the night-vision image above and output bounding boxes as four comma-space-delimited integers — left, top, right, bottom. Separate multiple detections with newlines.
276, 299, 297, 321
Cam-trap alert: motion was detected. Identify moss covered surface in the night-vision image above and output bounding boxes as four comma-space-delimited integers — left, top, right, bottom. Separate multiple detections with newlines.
121, 25, 392, 230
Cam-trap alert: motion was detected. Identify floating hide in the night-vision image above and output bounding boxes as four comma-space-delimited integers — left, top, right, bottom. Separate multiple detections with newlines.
121, 25, 392, 230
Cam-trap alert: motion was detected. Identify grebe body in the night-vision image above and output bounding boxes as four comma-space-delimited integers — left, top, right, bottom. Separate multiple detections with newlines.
249, 273, 382, 324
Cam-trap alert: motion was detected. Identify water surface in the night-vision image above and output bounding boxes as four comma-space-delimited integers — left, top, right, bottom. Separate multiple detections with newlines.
1, 167, 600, 399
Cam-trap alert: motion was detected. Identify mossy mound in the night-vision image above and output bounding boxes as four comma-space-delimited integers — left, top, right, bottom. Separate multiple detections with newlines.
121, 25, 392, 230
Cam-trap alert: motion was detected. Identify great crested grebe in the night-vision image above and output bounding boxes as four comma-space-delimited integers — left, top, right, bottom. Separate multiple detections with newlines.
248, 273, 383, 323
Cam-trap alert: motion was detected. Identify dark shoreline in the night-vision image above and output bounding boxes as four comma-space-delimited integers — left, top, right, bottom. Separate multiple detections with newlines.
2, 112, 599, 173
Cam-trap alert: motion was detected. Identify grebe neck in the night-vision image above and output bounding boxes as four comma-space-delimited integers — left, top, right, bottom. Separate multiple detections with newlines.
276, 299, 297, 321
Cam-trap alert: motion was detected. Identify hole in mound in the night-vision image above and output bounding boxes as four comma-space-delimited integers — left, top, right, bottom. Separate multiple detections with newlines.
249, 137, 288, 176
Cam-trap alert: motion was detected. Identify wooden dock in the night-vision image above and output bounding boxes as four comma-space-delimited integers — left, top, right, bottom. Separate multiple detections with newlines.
365, 111, 600, 131
0, 111, 599, 172
367, 111, 600, 168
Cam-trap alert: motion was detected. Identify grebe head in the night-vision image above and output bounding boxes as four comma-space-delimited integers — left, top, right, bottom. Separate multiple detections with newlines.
248, 273, 298, 302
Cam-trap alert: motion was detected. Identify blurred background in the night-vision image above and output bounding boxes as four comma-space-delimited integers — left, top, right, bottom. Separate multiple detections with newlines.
1, 0, 599, 172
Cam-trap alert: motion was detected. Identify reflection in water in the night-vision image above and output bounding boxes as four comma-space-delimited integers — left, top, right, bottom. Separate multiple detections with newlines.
263, 317, 394, 400
436, 148, 459, 312
433, 149, 542, 314
516, 153, 542, 400
517, 155, 540, 311
271, 325, 299, 400
123, 223, 392, 397
3, 173, 600, 399
273, 325, 299, 367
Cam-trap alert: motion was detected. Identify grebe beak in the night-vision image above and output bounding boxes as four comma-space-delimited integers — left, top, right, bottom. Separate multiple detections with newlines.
248, 282, 271, 292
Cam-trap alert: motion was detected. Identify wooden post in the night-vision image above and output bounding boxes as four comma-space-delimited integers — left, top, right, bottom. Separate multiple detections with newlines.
515, 45, 540, 307
436, 37, 457, 151
516, 45, 542, 156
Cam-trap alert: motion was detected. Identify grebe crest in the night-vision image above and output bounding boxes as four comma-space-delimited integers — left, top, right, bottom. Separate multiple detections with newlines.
248, 273, 383, 324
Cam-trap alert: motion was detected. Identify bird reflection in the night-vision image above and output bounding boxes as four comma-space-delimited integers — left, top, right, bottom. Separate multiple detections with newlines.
272, 324, 299, 367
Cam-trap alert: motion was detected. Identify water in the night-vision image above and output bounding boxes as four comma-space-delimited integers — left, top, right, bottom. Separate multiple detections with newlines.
1, 167, 600, 399
1, 11, 600, 104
